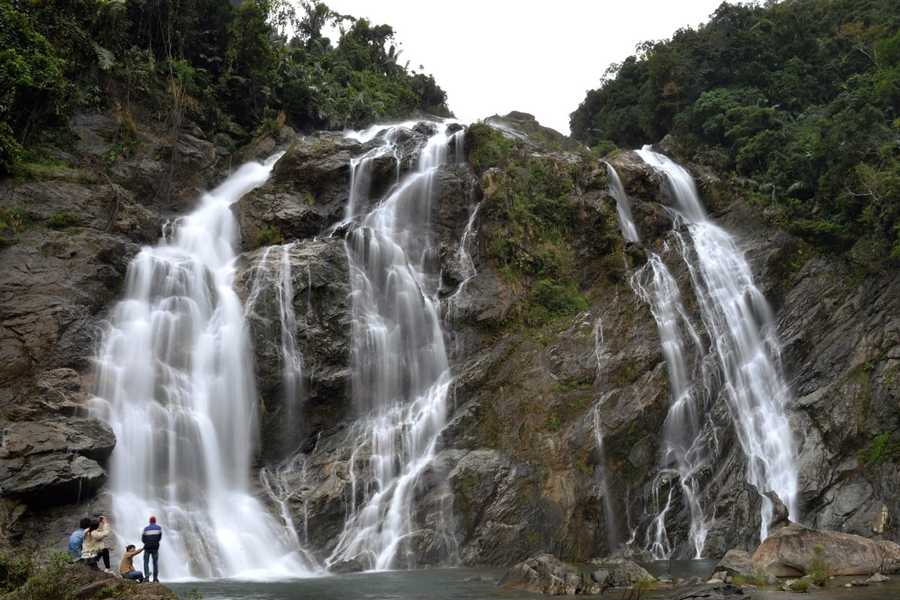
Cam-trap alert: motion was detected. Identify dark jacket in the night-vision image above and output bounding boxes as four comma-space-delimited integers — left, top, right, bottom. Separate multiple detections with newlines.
142, 522, 162, 550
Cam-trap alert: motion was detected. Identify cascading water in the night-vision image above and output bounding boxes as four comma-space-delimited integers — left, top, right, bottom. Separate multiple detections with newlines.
326, 122, 462, 571
605, 162, 640, 243
91, 156, 315, 580
244, 242, 306, 458
590, 316, 623, 551
623, 148, 799, 555
630, 252, 710, 558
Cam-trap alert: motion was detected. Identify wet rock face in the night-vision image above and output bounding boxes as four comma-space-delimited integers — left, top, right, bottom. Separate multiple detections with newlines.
235, 237, 352, 462
768, 254, 900, 538
234, 133, 360, 247
234, 130, 409, 251
0, 180, 155, 410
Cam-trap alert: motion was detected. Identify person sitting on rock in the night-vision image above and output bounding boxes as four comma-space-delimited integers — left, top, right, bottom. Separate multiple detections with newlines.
67, 517, 91, 561
120, 544, 144, 582
81, 516, 113, 573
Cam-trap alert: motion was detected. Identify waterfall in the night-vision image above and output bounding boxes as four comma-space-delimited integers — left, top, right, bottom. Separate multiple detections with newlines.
590, 316, 622, 551
244, 242, 306, 458
630, 253, 709, 558
605, 162, 640, 242
91, 155, 315, 580
326, 122, 462, 571
446, 202, 481, 319
633, 148, 799, 550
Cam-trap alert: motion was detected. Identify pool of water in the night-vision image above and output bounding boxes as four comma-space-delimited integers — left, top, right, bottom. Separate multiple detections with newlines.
167, 567, 526, 600
166, 562, 900, 600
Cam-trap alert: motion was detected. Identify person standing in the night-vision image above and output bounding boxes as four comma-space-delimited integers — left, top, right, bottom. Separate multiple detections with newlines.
81, 516, 112, 573
141, 515, 162, 583
67, 517, 91, 560
120, 544, 144, 582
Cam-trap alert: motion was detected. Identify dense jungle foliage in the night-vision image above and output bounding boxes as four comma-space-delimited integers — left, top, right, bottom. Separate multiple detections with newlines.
571, 0, 900, 268
0, 0, 451, 174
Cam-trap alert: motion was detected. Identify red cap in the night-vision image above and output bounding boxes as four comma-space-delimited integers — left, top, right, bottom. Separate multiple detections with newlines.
149, 515, 156, 522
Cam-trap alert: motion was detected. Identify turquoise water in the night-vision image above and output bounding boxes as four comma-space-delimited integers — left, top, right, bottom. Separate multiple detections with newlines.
166, 562, 900, 600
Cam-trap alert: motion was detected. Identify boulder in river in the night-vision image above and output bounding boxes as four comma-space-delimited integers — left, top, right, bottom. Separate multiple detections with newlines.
499, 553, 600, 595
751, 522, 900, 576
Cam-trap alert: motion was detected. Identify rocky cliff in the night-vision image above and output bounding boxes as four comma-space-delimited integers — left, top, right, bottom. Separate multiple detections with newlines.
1, 110, 898, 571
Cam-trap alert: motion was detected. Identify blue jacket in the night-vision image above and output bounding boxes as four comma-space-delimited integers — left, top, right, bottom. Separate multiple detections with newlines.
67, 529, 84, 558
142, 523, 162, 550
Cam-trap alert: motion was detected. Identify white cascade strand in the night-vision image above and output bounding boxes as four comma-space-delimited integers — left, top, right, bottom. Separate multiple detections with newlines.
636, 147, 799, 545
630, 253, 709, 558
446, 202, 481, 318
605, 163, 640, 242
590, 316, 623, 551
244, 242, 306, 458
92, 154, 316, 581
327, 123, 463, 571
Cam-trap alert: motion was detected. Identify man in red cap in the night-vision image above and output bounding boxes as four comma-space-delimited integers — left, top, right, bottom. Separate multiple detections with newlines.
141, 515, 162, 582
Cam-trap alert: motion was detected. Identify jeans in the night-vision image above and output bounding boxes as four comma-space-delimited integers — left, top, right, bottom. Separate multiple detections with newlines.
143, 549, 159, 582
123, 570, 144, 582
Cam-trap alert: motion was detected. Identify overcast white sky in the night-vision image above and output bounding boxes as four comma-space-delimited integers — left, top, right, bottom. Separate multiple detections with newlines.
318, 0, 732, 135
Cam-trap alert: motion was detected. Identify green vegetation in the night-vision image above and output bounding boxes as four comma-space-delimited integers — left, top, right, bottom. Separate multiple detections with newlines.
466, 123, 597, 328
573, 459, 591, 476
731, 572, 768, 587
1, 551, 77, 600
545, 412, 561, 431
619, 421, 647, 459
859, 429, 900, 464
571, 0, 900, 269
789, 576, 813, 592
0, 553, 31, 593
0, 0, 451, 175
254, 225, 285, 249
805, 544, 833, 586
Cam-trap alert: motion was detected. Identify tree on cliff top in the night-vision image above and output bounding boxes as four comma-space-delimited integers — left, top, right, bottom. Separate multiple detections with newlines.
0, 0, 452, 174
571, 0, 900, 270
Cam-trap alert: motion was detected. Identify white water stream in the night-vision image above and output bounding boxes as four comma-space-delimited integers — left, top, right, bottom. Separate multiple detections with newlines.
605, 162, 640, 242
91, 156, 315, 580
631, 252, 709, 558
626, 148, 799, 556
244, 242, 306, 459
326, 122, 462, 571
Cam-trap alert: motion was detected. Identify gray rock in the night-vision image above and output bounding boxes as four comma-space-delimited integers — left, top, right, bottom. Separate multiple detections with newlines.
714, 549, 754, 577
672, 582, 751, 599
590, 568, 611, 588
752, 523, 900, 576
0, 416, 114, 509
0, 453, 106, 507
0, 417, 115, 462
603, 558, 657, 587
498, 553, 599, 595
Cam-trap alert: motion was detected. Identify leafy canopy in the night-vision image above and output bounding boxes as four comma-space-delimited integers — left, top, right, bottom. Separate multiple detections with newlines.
571, 0, 900, 268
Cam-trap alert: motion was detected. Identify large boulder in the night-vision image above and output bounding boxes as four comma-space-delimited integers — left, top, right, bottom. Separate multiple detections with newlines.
714, 549, 755, 577
751, 523, 900, 576
597, 558, 657, 588
671, 582, 752, 600
499, 553, 600, 595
